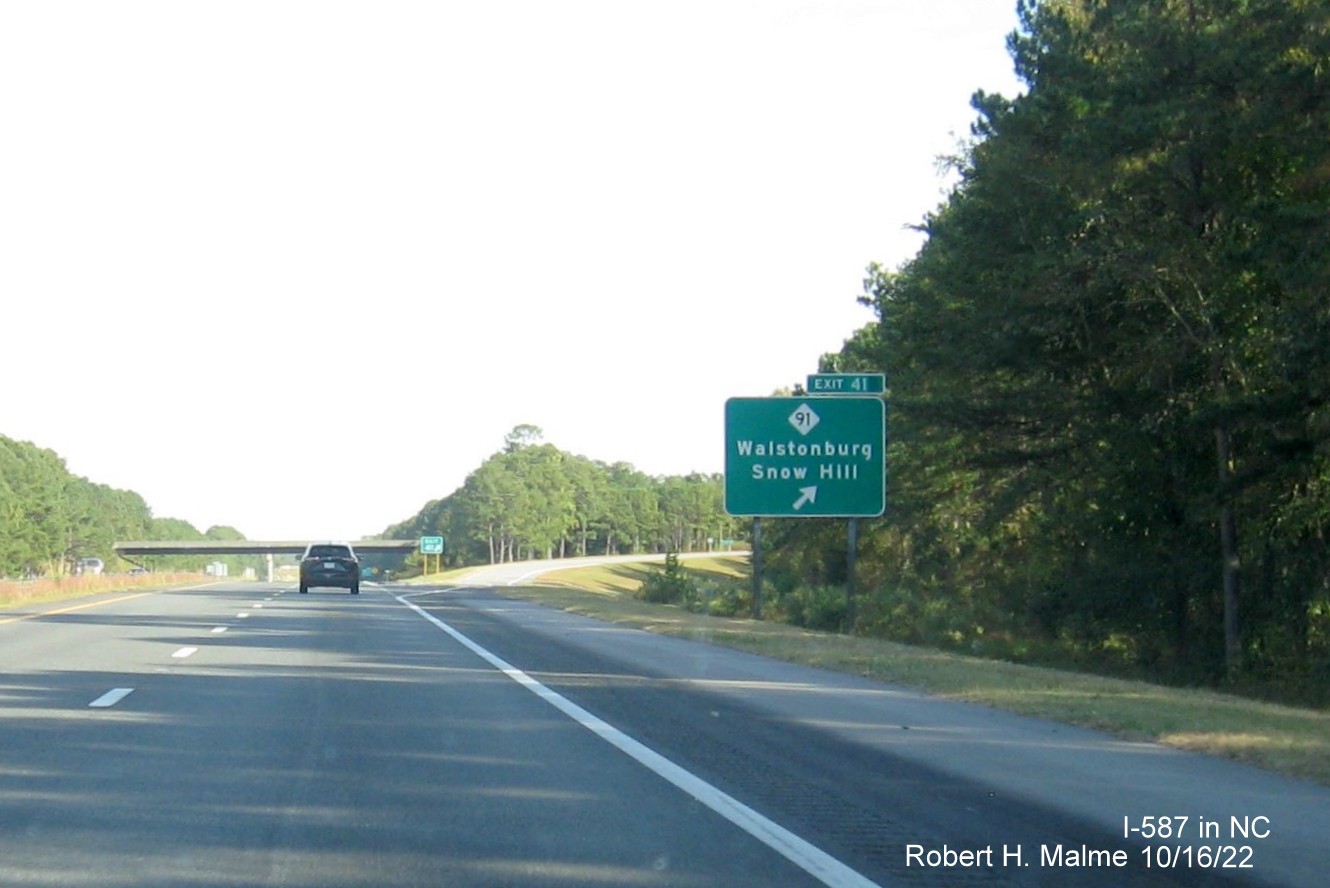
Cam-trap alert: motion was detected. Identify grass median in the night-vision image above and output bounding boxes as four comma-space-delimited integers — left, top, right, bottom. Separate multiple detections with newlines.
449, 556, 1330, 787
0, 572, 211, 611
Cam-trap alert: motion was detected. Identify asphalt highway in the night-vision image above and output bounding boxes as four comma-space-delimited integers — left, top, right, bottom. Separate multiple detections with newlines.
1, 576, 1324, 887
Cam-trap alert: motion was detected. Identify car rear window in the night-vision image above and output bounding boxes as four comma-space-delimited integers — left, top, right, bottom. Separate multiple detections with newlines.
308, 545, 352, 558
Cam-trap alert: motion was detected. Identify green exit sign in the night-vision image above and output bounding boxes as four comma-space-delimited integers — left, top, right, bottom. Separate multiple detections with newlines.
725, 397, 885, 517
806, 373, 885, 394
420, 536, 444, 555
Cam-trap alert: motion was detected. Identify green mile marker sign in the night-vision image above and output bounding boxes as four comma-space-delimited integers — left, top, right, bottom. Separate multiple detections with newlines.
724, 397, 885, 518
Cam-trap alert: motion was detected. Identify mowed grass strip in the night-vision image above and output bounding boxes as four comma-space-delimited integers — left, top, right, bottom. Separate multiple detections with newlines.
486, 556, 1330, 786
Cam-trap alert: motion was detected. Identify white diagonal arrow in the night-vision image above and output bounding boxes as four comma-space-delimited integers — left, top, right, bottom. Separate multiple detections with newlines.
792, 486, 817, 510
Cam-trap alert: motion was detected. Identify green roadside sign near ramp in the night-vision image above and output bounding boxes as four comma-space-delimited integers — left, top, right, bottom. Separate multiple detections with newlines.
724, 397, 885, 518
806, 372, 885, 394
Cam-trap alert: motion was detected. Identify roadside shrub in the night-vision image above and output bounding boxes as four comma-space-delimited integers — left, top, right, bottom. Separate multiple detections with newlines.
639, 552, 696, 605
780, 584, 848, 633
687, 580, 748, 617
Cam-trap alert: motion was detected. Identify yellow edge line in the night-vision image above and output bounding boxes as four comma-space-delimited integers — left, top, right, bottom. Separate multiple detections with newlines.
0, 590, 164, 624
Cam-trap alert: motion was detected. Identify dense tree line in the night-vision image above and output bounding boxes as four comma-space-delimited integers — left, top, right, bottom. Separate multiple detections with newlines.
767, 0, 1330, 698
383, 425, 738, 565
0, 434, 255, 577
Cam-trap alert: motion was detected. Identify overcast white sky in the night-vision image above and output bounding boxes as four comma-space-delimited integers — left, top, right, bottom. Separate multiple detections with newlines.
2, 1, 1024, 542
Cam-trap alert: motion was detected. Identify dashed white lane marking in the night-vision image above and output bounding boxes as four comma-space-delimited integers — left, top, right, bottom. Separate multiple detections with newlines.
237, 613, 250, 619
211, 626, 228, 634
252, 603, 263, 609
89, 688, 135, 708
172, 647, 199, 659
396, 595, 881, 888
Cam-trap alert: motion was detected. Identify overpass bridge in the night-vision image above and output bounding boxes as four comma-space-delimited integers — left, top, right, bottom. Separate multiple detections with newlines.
113, 540, 418, 581
114, 540, 417, 556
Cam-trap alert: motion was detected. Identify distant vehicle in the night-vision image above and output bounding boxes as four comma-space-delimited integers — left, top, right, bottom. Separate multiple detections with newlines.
75, 558, 105, 576
298, 542, 360, 594
129, 566, 149, 576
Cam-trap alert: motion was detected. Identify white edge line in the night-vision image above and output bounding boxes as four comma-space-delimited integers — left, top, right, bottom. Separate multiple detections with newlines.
395, 595, 882, 888
89, 687, 135, 708
505, 566, 552, 586
400, 554, 721, 594
400, 585, 479, 599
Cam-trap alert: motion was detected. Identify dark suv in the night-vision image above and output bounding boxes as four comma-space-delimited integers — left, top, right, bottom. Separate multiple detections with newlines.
298, 542, 360, 594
